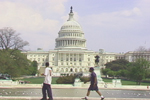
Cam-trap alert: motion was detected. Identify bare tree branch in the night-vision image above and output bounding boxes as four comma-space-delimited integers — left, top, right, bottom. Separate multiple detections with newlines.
0, 27, 29, 51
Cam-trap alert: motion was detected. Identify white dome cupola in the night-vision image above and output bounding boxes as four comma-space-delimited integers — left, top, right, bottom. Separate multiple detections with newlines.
55, 7, 87, 50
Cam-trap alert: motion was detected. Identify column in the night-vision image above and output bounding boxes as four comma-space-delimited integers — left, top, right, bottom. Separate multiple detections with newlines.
60, 40, 62, 46
64, 40, 66, 46
67, 40, 68, 46
58, 41, 60, 46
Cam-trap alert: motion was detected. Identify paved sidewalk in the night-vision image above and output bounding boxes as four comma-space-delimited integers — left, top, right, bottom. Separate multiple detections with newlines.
0, 97, 150, 100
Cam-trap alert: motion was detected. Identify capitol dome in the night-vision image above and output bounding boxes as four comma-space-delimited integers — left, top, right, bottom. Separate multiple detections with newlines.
60, 7, 82, 32
60, 21, 82, 31
55, 7, 86, 50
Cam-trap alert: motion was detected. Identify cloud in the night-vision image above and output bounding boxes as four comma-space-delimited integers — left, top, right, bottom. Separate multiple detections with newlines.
0, 0, 67, 51
1, 0, 150, 53
79, 0, 150, 52
80, 5, 147, 39
15, 0, 68, 15
121, 7, 141, 16
0, 1, 59, 33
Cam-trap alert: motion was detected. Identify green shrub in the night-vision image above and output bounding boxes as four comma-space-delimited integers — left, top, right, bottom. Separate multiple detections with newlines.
56, 75, 76, 84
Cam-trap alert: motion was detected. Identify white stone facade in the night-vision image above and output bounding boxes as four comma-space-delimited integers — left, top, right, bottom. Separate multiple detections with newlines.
124, 51, 150, 62
22, 7, 150, 76
22, 7, 97, 76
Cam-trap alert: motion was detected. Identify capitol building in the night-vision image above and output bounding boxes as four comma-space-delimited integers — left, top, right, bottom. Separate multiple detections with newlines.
22, 7, 150, 76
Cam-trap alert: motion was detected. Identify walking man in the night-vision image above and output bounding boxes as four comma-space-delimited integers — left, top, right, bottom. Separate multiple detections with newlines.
83, 67, 104, 100
41, 62, 53, 100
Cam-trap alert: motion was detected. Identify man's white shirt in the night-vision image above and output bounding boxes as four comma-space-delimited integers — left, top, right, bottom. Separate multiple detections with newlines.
44, 67, 52, 84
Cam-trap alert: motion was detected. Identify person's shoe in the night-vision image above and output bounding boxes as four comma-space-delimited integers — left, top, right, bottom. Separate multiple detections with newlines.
81, 97, 88, 100
101, 96, 105, 100
40, 98, 47, 100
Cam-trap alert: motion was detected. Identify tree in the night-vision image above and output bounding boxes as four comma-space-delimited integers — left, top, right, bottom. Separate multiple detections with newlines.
30, 61, 38, 75
125, 46, 150, 85
127, 58, 150, 85
105, 59, 129, 71
116, 70, 128, 77
0, 27, 31, 77
107, 70, 116, 78
103, 59, 129, 78
0, 50, 9, 73
0, 27, 29, 51
102, 68, 111, 78
145, 69, 150, 78
0, 49, 32, 77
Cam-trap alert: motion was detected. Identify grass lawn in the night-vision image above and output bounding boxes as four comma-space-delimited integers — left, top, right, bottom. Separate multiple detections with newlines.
20, 77, 59, 84
103, 78, 150, 85
20, 77, 150, 85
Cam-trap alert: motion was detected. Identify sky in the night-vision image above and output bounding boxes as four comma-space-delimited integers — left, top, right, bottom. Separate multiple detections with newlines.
0, 0, 150, 53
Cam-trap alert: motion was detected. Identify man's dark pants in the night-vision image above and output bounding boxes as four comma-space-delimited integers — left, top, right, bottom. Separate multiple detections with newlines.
42, 83, 53, 100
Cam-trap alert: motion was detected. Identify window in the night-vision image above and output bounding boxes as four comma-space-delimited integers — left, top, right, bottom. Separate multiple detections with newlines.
66, 68, 68, 72
66, 58, 68, 61
79, 58, 82, 62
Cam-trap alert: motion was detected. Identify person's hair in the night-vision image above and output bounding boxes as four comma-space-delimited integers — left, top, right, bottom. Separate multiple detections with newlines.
89, 67, 94, 71
45, 62, 49, 67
